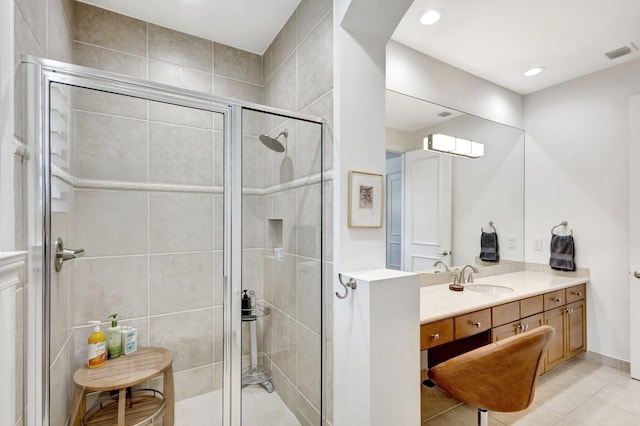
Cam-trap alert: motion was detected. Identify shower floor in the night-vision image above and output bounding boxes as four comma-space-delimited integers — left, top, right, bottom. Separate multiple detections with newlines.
174, 386, 300, 426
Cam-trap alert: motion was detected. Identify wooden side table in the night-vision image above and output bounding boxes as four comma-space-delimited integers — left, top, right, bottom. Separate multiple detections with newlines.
71, 347, 174, 426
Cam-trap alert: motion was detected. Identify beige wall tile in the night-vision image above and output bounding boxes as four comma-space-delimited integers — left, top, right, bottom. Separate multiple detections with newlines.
50, 264, 70, 358
72, 84, 147, 121
74, 111, 148, 181
263, 249, 274, 304
213, 42, 262, 85
74, 190, 148, 257
74, 42, 147, 79
270, 309, 297, 387
149, 59, 213, 93
242, 135, 264, 189
270, 55, 297, 114
273, 189, 297, 254
242, 195, 265, 249
73, 256, 148, 326
269, 13, 296, 81
213, 75, 262, 104
47, 0, 73, 62
149, 252, 214, 315
297, 258, 321, 334
262, 44, 273, 86
149, 192, 214, 253
213, 250, 223, 307
296, 119, 322, 179
214, 306, 223, 363
296, 13, 333, 111
293, 386, 321, 425
270, 365, 297, 417
149, 24, 212, 73
296, 326, 321, 410
213, 195, 224, 251
74, 2, 147, 56
14, 0, 47, 54
150, 309, 214, 372
171, 364, 215, 402
297, 183, 321, 259
242, 249, 264, 300
272, 255, 297, 319
296, 0, 332, 45
149, 122, 213, 186
213, 131, 223, 187
149, 102, 214, 130
300, 90, 333, 172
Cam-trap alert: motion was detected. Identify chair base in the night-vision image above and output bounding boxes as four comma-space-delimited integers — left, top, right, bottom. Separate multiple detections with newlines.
478, 408, 488, 426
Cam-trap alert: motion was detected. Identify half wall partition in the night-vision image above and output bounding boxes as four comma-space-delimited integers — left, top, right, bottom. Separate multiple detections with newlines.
23, 57, 324, 426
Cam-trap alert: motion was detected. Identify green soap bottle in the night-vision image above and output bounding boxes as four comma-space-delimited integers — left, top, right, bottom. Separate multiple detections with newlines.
107, 313, 122, 359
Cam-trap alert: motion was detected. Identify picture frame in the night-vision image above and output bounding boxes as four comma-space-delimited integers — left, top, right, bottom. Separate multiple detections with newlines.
348, 170, 384, 228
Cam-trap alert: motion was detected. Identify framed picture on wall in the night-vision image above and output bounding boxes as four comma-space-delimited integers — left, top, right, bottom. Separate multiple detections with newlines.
348, 170, 384, 228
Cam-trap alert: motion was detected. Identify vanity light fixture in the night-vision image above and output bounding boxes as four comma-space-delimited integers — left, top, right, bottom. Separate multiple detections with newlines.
424, 134, 484, 159
419, 9, 443, 26
523, 66, 545, 77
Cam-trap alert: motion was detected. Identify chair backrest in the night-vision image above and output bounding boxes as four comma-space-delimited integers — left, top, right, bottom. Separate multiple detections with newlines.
428, 325, 555, 412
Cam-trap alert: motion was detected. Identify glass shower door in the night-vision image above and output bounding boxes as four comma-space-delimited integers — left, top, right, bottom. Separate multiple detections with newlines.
45, 80, 227, 426
240, 109, 324, 425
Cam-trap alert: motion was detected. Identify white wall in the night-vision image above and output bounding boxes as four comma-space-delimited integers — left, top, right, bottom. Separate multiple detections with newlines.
0, 0, 13, 251
524, 58, 640, 362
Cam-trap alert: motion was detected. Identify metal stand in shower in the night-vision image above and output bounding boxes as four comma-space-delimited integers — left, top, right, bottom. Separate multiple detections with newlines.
241, 295, 274, 393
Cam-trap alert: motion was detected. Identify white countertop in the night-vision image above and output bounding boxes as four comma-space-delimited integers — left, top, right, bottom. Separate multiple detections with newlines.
420, 270, 588, 324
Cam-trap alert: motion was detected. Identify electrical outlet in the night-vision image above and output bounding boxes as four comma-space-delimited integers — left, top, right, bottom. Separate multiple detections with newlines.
534, 239, 542, 250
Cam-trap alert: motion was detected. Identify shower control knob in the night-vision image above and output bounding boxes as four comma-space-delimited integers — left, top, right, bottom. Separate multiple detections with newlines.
634, 271, 640, 279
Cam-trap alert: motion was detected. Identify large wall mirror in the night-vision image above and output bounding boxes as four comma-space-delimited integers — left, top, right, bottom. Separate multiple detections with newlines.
385, 89, 525, 272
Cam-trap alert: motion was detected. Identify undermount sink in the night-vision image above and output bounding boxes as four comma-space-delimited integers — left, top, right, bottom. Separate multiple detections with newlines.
464, 284, 514, 294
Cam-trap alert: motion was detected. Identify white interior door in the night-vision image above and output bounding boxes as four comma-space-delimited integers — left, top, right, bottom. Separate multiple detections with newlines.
630, 94, 640, 379
403, 149, 452, 272
386, 155, 403, 269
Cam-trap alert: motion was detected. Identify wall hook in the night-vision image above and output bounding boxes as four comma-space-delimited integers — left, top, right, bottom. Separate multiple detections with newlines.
336, 273, 357, 299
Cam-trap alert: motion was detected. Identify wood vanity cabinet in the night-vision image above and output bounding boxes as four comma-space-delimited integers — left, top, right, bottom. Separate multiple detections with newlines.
421, 283, 586, 372
543, 284, 586, 372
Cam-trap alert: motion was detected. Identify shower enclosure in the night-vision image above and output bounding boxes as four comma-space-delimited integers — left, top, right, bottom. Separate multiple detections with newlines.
24, 57, 324, 425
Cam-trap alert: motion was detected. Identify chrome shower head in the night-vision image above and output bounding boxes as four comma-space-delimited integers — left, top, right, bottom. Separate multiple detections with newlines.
259, 129, 288, 152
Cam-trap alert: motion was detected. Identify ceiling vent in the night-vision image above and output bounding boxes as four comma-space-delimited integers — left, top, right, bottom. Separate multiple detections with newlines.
438, 111, 452, 118
605, 43, 638, 60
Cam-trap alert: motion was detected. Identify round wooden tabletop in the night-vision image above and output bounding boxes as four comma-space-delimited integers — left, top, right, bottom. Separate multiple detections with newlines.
73, 347, 173, 392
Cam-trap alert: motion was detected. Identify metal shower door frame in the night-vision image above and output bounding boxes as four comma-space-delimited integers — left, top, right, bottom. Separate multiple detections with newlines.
23, 56, 325, 426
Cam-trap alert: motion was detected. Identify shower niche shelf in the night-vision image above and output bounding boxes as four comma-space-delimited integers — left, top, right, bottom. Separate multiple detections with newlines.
267, 218, 284, 262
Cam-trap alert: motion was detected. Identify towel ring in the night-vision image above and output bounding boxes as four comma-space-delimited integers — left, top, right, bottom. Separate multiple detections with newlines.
551, 221, 573, 236
481, 221, 497, 233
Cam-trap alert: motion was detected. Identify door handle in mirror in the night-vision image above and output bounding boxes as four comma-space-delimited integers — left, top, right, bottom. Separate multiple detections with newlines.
634, 271, 640, 279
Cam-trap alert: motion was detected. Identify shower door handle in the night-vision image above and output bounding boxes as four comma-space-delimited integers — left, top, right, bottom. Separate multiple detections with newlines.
55, 237, 85, 272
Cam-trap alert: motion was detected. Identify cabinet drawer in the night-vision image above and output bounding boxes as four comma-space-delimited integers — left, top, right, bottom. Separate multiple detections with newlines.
544, 289, 566, 311
520, 295, 543, 318
520, 313, 544, 332
493, 301, 519, 327
455, 309, 491, 339
566, 284, 586, 303
421, 318, 453, 350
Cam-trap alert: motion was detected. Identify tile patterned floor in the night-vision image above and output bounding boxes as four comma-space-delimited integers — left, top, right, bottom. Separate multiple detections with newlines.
174, 386, 300, 426
422, 356, 640, 425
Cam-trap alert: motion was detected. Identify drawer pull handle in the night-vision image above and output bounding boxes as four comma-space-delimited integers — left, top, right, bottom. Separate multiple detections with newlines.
472, 321, 481, 328
573, 291, 583, 297
430, 333, 440, 341
565, 308, 574, 314
554, 298, 562, 303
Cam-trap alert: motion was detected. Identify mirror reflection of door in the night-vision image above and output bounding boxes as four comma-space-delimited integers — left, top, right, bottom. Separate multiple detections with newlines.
386, 152, 403, 270
403, 149, 452, 272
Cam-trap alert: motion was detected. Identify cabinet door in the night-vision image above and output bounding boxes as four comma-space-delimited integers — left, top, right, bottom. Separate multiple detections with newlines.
566, 300, 586, 358
544, 306, 566, 371
492, 321, 519, 342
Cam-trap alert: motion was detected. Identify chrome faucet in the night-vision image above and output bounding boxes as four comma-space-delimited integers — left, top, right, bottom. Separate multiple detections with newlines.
459, 264, 479, 284
433, 260, 450, 272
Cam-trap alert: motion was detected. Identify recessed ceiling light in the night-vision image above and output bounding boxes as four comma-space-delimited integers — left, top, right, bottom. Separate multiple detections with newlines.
523, 67, 545, 77
419, 9, 443, 26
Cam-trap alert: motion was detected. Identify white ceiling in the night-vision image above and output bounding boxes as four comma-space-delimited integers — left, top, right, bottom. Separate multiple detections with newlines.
79, 0, 301, 54
392, 0, 640, 94
83, 0, 640, 95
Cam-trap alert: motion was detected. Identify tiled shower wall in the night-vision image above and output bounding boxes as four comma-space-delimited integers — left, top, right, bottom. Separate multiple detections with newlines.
260, 0, 334, 424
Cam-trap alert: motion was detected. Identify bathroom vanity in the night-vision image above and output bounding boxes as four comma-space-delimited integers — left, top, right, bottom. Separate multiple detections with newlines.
420, 271, 587, 373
